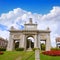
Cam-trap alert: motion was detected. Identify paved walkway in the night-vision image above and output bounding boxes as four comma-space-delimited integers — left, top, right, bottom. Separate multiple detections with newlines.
16, 56, 21, 60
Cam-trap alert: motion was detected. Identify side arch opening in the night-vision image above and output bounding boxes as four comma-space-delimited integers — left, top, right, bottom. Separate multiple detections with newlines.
26, 36, 34, 51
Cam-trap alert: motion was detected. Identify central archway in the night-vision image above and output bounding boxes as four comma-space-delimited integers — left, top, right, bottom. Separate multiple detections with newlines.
26, 36, 34, 51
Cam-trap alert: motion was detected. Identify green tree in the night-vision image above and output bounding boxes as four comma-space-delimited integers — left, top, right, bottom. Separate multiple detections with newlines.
41, 43, 45, 50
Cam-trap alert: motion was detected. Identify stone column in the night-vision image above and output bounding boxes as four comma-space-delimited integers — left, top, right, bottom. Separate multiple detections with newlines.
7, 34, 14, 51
29, 39, 31, 48
35, 34, 40, 60
46, 34, 51, 51
34, 35, 38, 48
28, 39, 32, 51
35, 49, 40, 60
19, 39, 21, 48
38, 34, 40, 48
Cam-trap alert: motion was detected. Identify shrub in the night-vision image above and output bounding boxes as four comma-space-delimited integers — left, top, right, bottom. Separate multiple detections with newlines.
0, 51, 4, 55
42, 50, 60, 56
51, 48, 60, 51
33, 48, 40, 51
41, 43, 45, 50
0, 48, 6, 51
15, 48, 24, 51
58, 48, 60, 50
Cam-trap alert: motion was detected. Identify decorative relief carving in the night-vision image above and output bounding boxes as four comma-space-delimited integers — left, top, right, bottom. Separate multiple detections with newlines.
40, 34, 47, 40
13, 34, 20, 39
40, 36, 46, 39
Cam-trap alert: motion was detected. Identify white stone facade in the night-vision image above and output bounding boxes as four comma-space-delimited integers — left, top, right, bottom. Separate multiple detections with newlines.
7, 18, 51, 51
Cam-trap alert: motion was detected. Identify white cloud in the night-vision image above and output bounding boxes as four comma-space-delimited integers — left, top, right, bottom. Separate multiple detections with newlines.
0, 30, 9, 39
41, 6, 60, 21
0, 6, 60, 47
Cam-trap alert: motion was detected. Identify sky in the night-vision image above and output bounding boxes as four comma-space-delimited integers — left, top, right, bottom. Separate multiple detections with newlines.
0, 0, 60, 47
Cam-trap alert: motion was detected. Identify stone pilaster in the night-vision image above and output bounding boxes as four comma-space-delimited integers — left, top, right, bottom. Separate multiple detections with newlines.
34, 35, 38, 48
46, 34, 51, 51
13, 40, 15, 50
19, 39, 21, 48
38, 34, 40, 49
7, 34, 14, 51
19, 35, 25, 48
23, 35, 25, 48
24, 35, 26, 51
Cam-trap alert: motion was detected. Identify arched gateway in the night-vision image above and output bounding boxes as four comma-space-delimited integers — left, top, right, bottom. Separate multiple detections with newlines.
7, 18, 51, 51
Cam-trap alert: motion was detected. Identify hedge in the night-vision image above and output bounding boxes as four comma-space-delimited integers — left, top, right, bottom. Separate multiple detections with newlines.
15, 48, 24, 51
51, 48, 60, 51
0, 48, 6, 51
32, 48, 40, 51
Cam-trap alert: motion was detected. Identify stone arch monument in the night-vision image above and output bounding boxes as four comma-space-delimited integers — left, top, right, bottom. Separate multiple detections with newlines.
7, 18, 51, 51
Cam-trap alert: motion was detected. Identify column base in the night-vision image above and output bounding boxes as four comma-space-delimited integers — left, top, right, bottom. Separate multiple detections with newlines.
27, 47, 32, 51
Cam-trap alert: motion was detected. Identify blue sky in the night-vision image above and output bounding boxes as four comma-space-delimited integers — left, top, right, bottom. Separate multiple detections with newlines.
0, 0, 60, 47
0, 0, 60, 14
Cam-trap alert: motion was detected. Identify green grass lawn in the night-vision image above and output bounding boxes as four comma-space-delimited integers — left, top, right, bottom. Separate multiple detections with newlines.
0, 51, 24, 60
21, 51, 35, 60
0, 51, 60, 60
40, 54, 60, 60
21, 52, 60, 60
